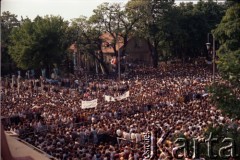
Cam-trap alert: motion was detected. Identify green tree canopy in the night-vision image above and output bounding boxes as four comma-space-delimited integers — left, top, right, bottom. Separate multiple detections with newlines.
125, 0, 225, 65
69, 16, 110, 74
1, 11, 20, 74
167, 0, 226, 59
213, 3, 240, 87
90, 2, 125, 56
128, 0, 175, 67
8, 15, 68, 70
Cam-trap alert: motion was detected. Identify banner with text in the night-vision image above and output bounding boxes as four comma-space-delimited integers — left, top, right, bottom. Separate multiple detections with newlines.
81, 99, 98, 109
115, 91, 130, 101
116, 91, 129, 101
104, 95, 116, 102
104, 91, 130, 102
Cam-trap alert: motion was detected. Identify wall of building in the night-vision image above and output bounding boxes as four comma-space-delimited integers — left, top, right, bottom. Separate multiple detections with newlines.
124, 37, 152, 65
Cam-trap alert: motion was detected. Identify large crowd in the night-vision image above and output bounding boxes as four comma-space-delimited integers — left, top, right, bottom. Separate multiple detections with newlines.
1, 61, 240, 160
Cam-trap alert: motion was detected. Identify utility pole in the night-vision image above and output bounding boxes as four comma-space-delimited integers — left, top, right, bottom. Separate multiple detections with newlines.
118, 49, 120, 81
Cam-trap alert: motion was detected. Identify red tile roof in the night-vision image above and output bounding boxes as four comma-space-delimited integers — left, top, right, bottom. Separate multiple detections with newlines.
100, 32, 124, 54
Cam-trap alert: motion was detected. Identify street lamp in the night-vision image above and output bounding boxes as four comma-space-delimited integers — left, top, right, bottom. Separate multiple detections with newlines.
206, 43, 211, 50
206, 33, 216, 83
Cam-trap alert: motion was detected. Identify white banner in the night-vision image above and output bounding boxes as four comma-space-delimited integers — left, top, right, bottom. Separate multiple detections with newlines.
104, 95, 116, 102
104, 91, 130, 102
115, 91, 130, 101
81, 99, 98, 109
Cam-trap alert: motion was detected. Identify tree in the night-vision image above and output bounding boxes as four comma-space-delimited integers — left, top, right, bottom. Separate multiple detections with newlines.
82, 2, 143, 74
90, 3, 122, 57
1, 11, 20, 75
8, 15, 68, 71
167, 0, 226, 60
69, 16, 109, 74
117, 1, 144, 56
209, 3, 240, 119
128, 0, 175, 67
213, 3, 240, 87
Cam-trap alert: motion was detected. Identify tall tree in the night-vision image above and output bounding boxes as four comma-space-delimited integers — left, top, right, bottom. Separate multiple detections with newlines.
213, 3, 240, 87
166, 0, 226, 60
1, 11, 20, 74
8, 15, 68, 71
117, 1, 144, 55
70, 16, 110, 74
209, 2, 240, 119
88, 2, 143, 73
90, 2, 122, 57
128, 0, 175, 67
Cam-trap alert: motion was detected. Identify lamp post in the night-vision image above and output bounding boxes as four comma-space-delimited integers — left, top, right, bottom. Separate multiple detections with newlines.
206, 33, 216, 83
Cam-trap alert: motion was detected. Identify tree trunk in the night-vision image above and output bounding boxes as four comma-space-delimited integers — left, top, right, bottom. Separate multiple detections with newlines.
90, 51, 109, 75
97, 57, 109, 75
98, 43, 109, 75
152, 46, 159, 68
121, 36, 128, 56
148, 40, 159, 68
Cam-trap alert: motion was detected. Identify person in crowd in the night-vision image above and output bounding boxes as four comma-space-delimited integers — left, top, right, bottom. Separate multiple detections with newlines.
1, 60, 239, 160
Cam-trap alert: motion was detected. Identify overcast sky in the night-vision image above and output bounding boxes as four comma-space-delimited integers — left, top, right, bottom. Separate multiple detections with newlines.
1, 0, 224, 21
1, 0, 129, 21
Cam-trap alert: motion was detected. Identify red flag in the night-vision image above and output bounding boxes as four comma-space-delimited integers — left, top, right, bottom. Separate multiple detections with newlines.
69, 42, 78, 53
111, 58, 117, 65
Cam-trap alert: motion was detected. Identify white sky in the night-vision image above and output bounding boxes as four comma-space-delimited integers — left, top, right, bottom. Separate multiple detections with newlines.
1, 0, 129, 21
1, 0, 225, 21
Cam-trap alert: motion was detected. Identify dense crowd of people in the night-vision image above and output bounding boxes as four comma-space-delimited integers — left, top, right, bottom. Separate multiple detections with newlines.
1, 61, 240, 160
